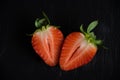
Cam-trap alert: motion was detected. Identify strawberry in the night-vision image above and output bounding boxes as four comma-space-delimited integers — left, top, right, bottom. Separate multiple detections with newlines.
31, 12, 64, 66
59, 20, 102, 71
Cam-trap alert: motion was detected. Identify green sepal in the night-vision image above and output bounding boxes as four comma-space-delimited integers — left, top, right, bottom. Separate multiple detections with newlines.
87, 20, 98, 33
34, 11, 51, 29
94, 39, 102, 45
80, 24, 86, 34
26, 33, 33, 36
89, 32, 96, 39
35, 18, 46, 28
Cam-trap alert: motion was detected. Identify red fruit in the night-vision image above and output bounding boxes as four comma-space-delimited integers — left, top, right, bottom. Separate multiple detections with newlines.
31, 13, 64, 66
59, 20, 102, 71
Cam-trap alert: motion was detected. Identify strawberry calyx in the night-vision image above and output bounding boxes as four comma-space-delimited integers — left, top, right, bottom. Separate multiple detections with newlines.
80, 20, 102, 47
26, 12, 50, 36
35, 12, 51, 30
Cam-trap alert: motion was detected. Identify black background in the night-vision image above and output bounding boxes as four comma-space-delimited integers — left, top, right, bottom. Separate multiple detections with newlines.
0, 0, 120, 80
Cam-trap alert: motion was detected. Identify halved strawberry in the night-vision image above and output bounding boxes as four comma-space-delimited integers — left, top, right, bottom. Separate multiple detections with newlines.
59, 20, 102, 71
31, 13, 64, 66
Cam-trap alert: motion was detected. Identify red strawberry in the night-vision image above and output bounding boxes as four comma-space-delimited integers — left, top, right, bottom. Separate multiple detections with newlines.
59, 20, 102, 71
31, 13, 64, 66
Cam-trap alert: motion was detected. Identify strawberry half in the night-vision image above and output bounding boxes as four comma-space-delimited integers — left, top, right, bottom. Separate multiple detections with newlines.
31, 13, 64, 66
59, 20, 102, 71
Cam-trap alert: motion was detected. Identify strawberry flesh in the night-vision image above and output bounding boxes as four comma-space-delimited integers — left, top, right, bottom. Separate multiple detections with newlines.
32, 26, 63, 66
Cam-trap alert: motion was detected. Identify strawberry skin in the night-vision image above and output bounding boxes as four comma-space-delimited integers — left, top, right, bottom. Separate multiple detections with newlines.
59, 20, 102, 71
32, 26, 63, 66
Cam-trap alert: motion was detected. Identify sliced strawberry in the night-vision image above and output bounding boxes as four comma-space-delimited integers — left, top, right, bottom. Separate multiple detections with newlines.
31, 13, 64, 66
59, 20, 102, 71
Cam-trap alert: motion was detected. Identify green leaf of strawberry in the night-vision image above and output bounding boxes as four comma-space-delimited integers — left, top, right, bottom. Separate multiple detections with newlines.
31, 12, 64, 66
59, 20, 102, 71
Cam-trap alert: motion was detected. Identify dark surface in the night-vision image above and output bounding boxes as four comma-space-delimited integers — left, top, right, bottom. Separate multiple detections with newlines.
0, 0, 120, 80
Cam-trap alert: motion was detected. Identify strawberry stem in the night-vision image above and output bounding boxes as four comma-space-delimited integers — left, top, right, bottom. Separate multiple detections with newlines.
42, 11, 50, 25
